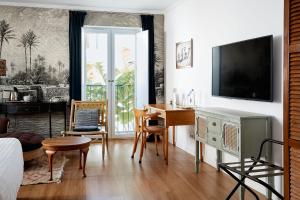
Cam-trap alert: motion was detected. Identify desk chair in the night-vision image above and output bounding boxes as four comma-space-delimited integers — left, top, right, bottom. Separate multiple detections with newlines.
62, 100, 108, 160
131, 108, 165, 163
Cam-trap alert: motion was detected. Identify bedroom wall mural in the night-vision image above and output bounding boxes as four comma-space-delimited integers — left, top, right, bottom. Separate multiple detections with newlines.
0, 6, 69, 137
0, 6, 69, 102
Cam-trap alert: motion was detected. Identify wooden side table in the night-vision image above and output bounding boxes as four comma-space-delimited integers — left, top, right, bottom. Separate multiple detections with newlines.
42, 136, 91, 181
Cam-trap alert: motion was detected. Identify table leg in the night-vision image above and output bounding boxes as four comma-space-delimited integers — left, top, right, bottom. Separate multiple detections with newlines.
81, 148, 89, 177
79, 150, 82, 169
165, 126, 169, 165
46, 150, 56, 181
172, 126, 176, 146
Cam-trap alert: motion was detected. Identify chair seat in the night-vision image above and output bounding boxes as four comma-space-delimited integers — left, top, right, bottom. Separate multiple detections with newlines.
73, 126, 99, 132
144, 126, 165, 134
63, 130, 107, 136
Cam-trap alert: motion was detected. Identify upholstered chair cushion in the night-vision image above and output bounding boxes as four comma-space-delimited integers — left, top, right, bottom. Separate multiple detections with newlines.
74, 109, 99, 131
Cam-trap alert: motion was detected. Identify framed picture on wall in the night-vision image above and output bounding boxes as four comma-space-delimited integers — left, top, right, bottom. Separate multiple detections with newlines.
176, 39, 193, 69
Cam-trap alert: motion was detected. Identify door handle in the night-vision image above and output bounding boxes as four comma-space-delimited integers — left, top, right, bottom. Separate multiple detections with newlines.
108, 80, 114, 83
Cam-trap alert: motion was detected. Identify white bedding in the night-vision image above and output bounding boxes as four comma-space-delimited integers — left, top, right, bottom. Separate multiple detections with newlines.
0, 138, 23, 200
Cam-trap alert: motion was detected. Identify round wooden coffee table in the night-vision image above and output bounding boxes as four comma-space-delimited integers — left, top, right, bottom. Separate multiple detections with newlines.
42, 136, 91, 181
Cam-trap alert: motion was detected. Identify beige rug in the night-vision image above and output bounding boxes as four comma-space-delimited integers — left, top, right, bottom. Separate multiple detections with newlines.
22, 153, 69, 185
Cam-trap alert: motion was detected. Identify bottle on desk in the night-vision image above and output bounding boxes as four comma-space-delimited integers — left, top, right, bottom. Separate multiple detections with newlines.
172, 89, 177, 109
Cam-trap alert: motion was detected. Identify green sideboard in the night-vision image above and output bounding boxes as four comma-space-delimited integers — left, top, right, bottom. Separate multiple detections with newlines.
195, 107, 272, 199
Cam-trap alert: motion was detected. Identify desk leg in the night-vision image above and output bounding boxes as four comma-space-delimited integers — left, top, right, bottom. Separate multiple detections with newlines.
46, 150, 56, 181
165, 126, 169, 165
64, 105, 67, 131
195, 142, 204, 173
200, 143, 204, 162
172, 126, 176, 146
49, 109, 52, 138
81, 148, 89, 177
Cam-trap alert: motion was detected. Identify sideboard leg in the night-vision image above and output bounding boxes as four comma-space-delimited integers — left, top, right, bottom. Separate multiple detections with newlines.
217, 149, 222, 171
239, 157, 245, 200
195, 140, 200, 173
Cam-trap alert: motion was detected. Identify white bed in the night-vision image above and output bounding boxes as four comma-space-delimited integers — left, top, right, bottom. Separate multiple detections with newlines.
0, 138, 23, 200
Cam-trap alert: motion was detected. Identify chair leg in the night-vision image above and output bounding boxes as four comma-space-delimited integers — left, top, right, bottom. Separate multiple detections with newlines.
131, 131, 139, 158
144, 133, 147, 149
139, 132, 146, 164
162, 133, 166, 159
106, 133, 109, 152
155, 134, 159, 156
102, 134, 105, 160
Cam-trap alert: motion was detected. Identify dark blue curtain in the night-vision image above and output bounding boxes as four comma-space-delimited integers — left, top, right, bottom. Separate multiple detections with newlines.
141, 15, 156, 105
69, 11, 86, 100
141, 15, 158, 132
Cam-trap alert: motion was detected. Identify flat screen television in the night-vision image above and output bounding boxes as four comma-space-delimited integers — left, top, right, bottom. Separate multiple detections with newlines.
212, 35, 273, 101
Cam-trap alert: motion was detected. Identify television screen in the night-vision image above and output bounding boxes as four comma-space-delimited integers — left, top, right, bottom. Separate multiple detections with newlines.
212, 35, 273, 101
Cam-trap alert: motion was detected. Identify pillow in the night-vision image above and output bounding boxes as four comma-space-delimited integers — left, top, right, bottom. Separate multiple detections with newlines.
75, 109, 98, 129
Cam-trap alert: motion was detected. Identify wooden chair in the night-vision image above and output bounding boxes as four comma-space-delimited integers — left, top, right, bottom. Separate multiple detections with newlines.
131, 108, 165, 163
62, 100, 108, 159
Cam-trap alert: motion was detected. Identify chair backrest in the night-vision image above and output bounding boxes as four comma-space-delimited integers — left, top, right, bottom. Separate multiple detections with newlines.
133, 108, 147, 132
69, 99, 108, 131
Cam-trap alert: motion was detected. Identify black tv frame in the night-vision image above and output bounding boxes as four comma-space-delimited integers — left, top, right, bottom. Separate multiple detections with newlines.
211, 35, 273, 102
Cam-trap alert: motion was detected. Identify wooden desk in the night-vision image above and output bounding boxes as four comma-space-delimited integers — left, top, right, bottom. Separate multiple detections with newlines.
146, 104, 195, 164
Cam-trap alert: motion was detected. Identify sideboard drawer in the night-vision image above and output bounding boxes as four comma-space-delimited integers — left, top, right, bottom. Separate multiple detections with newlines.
207, 133, 222, 149
207, 117, 221, 133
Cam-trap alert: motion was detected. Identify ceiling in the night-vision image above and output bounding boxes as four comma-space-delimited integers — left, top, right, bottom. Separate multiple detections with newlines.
0, 0, 180, 13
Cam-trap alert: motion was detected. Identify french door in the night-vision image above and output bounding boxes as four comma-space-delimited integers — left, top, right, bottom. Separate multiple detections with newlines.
82, 27, 142, 137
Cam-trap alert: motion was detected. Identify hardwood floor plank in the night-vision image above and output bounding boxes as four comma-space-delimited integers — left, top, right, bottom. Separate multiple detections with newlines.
17, 140, 266, 200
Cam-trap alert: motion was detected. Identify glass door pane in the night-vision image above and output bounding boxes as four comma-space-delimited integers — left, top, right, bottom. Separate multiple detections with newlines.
113, 33, 136, 135
84, 32, 108, 101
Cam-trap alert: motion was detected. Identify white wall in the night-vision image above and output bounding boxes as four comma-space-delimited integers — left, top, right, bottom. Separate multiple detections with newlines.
165, 0, 283, 196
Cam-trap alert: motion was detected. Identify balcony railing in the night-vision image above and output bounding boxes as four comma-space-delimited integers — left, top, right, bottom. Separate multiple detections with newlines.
85, 84, 134, 134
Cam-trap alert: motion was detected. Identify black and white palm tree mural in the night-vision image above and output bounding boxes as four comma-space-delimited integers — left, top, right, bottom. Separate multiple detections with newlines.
0, 20, 15, 58
25, 29, 39, 73
18, 33, 28, 73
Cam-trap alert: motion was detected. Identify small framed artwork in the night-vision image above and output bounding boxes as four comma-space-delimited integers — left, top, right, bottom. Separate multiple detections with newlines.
176, 39, 193, 69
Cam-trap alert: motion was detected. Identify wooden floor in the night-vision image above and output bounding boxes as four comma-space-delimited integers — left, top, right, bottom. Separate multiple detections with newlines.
17, 140, 266, 200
